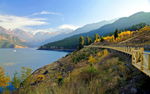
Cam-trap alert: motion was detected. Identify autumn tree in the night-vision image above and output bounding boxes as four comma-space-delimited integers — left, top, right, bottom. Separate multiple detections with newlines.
0, 67, 10, 87
94, 33, 100, 42
114, 29, 119, 40
78, 36, 85, 50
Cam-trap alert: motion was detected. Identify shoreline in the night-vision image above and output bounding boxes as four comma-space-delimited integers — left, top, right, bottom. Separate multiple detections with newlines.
37, 48, 76, 52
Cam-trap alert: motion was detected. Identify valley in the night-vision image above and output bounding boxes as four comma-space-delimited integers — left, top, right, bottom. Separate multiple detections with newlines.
0, 1, 150, 93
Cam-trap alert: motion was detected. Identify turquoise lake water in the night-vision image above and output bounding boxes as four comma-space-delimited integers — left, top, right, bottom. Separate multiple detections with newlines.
0, 48, 69, 78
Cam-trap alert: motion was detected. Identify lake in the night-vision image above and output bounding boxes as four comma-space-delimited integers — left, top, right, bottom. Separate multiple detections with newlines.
0, 48, 69, 78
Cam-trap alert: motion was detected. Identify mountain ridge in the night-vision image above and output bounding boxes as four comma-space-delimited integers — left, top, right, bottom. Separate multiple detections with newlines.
39, 11, 150, 50
0, 19, 114, 48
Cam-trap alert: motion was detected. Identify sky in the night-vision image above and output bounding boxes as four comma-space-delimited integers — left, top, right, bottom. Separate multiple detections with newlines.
0, 0, 150, 34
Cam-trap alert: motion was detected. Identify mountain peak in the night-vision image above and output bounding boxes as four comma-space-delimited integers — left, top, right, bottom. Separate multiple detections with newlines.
129, 11, 147, 17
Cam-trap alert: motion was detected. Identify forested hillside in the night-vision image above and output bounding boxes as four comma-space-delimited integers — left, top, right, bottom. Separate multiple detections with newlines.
39, 12, 150, 50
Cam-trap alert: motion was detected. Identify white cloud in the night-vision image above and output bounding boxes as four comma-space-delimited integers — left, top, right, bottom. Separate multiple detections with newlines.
0, 14, 47, 30
24, 24, 79, 35
0, 14, 79, 36
32, 11, 62, 16
59, 24, 79, 30
31, 28, 58, 35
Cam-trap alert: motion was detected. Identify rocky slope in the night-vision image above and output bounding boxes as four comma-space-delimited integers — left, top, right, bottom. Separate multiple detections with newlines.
18, 47, 150, 94
18, 25, 150, 94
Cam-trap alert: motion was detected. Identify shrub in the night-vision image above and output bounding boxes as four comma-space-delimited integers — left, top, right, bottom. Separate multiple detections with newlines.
0, 67, 10, 87
80, 66, 99, 83
97, 52, 102, 57
20, 67, 32, 89
12, 72, 21, 88
57, 75, 64, 86
72, 52, 87, 63
36, 75, 45, 81
103, 49, 109, 56
88, 55, 96, 66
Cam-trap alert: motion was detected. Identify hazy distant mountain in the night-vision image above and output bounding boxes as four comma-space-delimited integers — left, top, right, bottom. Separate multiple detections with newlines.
27, 32, 58, 47
0, 27, 26, 48
40, 19, 116, 45
0, 28, 57, 47
72, 19, 116, 35
12, 29, 34, 42
0, 17, 116, 48
39, 11, 150, 50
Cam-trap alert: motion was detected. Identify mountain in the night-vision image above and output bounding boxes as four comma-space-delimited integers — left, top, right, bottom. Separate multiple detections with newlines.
32, 28, 74, 47
0, 27, 75, 47
19, 27, 150, 93
39, 19, 116, 46
12, 29, 34, 42
72, 19, 116, 35
0, 27, 26, 48
0, 18, 115, 48
39, 11, 150, 50
87, 11, 150, 36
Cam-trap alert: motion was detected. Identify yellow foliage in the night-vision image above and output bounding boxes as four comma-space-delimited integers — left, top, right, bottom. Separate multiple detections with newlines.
103, 31, 133, 42
118, 31, 133, 37
94, 39, 100, 43
55, 72, 63, 79
97, 52, 102, 57
36, 74, 45, 81
104, 36, 114, 42
0, 67, 10, 87
88, 55, 96, 64
140, 26, 150, 32
103, 49, 109, 56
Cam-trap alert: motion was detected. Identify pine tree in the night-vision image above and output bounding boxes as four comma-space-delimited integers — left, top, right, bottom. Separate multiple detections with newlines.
114, 29, 119, 40
100, 37, 104, 42
86, 36, 92, 45
78, 36, 84, 49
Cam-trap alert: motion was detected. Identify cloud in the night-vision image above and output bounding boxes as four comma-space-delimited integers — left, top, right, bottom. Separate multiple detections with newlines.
32, 11, 62, 16
22, 24, 79, 35
0, 14, 78, 36
0, 14, 47, 30
59, 24, 79, 30
29, 28, 58, 35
